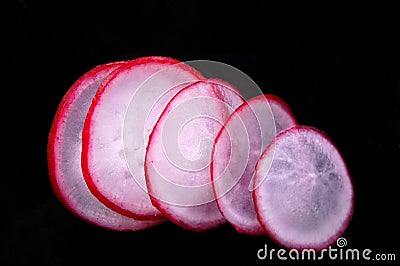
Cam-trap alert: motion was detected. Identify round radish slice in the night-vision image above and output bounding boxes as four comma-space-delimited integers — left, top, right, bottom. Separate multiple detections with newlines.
145, 79, 244, 231
48, 62, 164, 231
212, 94, 297, 235
82, 56, 204, 220
253, 126, 354, 249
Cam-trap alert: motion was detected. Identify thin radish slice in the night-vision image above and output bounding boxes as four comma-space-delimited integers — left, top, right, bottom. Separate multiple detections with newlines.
212, 94, 297, 235
253, 126, 354, 250
82, 56, 204, 220
48, 62, 164, 231
145, 79, 244, 231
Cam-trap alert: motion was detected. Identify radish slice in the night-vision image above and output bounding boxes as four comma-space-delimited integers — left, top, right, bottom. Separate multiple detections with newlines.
253, 126, 354, 249
145, 79, 245, 231
212, 94, 297, 235
47, 62, 164, 230
82, 57, 204, 220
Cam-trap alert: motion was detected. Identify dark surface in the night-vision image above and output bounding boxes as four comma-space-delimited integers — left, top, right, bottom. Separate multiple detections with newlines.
1, 1, 399, 265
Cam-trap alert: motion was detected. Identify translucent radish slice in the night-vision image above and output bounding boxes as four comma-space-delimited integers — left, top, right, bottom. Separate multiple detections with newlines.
145, 79, 245, 231
253, 126, 354, 249
48, 62, 164, 231
212, 94, 297, 235
82, 57, 204, 220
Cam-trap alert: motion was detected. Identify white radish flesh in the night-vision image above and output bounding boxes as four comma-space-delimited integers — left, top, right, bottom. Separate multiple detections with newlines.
48, 62, 164, 230
82, 57, 203, 220
212, 94, 297, 235
253, 126, 354, 249
145, 79, 244, 231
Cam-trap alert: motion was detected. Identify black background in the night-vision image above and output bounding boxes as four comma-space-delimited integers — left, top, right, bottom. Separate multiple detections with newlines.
1, 1, 399, 265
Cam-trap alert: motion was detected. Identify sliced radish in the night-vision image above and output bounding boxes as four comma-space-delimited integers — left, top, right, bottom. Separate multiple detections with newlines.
212, 94, 297, 235
253, 126, 354, 249
82, 56, 204, 220
48, 62, 164, 230
145, 79, 244, 231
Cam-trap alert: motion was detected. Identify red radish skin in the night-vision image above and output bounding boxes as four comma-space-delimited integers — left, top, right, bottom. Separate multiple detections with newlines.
82, 57, 204, 220
48, 62, 164, 230
253, 126, 354, 250
211, 94, 297, 235
145, 79, 244, 231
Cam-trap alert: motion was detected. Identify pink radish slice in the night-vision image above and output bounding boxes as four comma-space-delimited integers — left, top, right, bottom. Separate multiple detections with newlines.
145, 79, 245, 231
48, 62, 164, 231
212, 94, 297, 235
253, 126, 354, 250
82, 56, 204, 220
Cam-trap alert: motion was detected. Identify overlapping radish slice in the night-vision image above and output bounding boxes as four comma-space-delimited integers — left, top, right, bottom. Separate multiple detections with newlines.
47, 62, 163, 230
82, 57, 204, 220
253, 126, 354, 249
145, 79, 244, 231
212, 94, 297, 235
